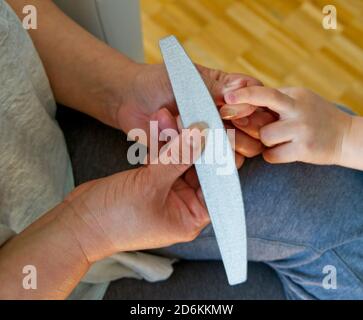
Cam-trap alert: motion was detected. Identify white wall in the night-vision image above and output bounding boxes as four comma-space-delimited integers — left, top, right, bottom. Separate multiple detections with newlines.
54, 0, 144, 62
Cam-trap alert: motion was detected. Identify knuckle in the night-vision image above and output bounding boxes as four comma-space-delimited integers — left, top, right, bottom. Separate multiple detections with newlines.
268, 89, 280, 101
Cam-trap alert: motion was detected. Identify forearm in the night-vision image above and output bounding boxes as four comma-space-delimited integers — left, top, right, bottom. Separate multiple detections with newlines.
340, 116, 363, 171
0, 203, 90, 300
7, 0, 141, 128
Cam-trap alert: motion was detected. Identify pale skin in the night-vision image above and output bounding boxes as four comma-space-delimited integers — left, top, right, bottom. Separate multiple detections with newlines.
0, 0, 267, 299
221, 86, 363, 171
0, 125, 210, 299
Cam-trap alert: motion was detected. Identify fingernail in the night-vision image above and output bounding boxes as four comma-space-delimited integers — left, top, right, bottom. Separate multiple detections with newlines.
225, 92, 236, 104
220, 107, 238, 120
189, 122, 208, 132
235, 117, 249, 127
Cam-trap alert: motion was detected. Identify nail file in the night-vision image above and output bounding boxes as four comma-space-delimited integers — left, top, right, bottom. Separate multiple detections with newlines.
159, 36, 247, 285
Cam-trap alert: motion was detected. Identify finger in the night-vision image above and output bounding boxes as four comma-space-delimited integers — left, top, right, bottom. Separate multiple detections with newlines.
235, 153, 245, 169
232, 108, 277, 139
220, 74, 264, 97
220, 103, 258, 120
172, 178, 210, 224
145, 109, 179, 164
235, 130, 264, 157
263, 143, 298, 164
176, 115, 183, 132
155, 108, 178, 132
149, 122, 208, 188
157, 110, 180, 150
278, 87, 300, 98
260, 120, 295, 147
197, 187, 207, 209
224, 86, 295, 116
184, 167, 199, 190
226, 124, 264, 158
241, 75, 264, 87
196, 65, 263, 105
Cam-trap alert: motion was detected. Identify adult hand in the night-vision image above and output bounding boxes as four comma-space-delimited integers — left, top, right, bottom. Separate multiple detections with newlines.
61, 123, 210, 264
115, 64, 266, 168
12, 0, 265, 167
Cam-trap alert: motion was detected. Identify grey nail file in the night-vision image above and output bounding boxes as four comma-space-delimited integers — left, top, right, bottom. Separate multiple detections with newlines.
159, 36, 247, 285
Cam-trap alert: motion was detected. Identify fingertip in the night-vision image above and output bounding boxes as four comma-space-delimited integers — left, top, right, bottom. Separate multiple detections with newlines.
220, 105, 238, 120
235, 153, 245, 169
233, 129, 265, 158
263, 146, 291, 164
220, 104, 256, 120
259, 127, 272, 147
187, 122, 209, 153
155, 108, 178, 132
262, 149, 277, 164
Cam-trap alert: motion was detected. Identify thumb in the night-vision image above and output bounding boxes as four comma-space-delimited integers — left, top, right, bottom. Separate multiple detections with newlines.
148, 122, 208, 188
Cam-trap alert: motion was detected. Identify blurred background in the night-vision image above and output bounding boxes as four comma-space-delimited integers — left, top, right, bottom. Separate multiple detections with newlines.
141, 0, 363, 114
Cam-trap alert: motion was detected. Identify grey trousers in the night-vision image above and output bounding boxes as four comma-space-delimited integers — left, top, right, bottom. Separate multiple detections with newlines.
154, 156, 363, 299
58, 106, 363, 300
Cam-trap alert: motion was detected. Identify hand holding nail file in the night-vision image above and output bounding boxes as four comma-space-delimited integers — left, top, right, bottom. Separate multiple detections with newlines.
159, 36, 247, 285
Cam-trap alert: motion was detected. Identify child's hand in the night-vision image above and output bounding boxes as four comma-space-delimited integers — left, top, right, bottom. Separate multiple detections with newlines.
221, 87, 353, 165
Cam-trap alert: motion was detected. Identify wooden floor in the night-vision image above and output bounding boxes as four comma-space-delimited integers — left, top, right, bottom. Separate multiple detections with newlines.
141, 0, 363, 114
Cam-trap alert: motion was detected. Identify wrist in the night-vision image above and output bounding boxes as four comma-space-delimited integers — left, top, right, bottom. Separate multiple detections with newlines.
114, 63, 175, 134
58, 200, 116, 265
104, 60, 146, 130
0, 206, 91, 299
